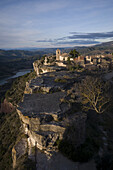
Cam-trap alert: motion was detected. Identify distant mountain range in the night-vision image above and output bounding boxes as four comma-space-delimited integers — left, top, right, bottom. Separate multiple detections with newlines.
0, 41, 113, 61
0, 49, 44, 62
75, 41, 113, 56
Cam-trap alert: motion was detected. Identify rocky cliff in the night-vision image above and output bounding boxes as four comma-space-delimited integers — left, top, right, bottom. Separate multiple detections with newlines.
12, 57, 87, 169
0, 99, 15, 114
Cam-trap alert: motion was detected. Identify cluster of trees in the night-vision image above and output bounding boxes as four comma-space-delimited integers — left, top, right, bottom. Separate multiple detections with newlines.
69, 49, 80, 58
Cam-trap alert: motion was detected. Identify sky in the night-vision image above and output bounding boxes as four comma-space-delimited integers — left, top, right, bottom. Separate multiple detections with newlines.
0, 0, 113, 49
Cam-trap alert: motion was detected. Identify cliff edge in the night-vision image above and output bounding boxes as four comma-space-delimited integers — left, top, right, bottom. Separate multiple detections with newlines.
11, 55, 87, 169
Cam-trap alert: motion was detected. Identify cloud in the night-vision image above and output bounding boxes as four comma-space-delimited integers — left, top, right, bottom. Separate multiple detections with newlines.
36, 31, 113, 47
68, 31, 113, 39
55, 37, 66, 41
50, 31, 113, 46
54, 40, 100, 45
36, 39, 54, 42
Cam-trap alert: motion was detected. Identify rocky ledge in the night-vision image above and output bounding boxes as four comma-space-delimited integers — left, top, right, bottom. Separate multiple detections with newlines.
12, 60, 87, 169
24, 70, 78, 94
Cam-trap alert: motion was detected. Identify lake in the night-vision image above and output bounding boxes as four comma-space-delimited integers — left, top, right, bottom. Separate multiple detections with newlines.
0, 69, 31, 86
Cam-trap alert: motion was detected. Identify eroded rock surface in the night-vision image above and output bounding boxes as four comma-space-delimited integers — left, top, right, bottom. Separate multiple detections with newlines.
13, 58, 87, 168
17, 91, 69, 156
25, 70, 78, 94
12, 138, 27, 169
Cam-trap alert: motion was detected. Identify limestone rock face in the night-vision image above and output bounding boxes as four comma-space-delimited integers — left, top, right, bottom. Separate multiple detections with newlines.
13, 57, 87, 168
33, 59, 64, 76
24, 71, 76, 94
12, 138, 27, 169
17, 91, 69, 153
33, 62, 40, 75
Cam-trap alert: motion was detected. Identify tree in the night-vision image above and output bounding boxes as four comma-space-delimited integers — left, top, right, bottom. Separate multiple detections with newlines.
69, 49, 80, 58
79, 76, 111, 114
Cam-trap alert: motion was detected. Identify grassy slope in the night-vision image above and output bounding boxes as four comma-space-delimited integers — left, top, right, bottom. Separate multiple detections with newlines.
0, 71, 37, 169
0, 111, 21, 169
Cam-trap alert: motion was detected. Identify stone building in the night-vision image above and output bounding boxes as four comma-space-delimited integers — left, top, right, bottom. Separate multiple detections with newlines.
56, 49, 61, 60
56, 49, 70, 61
59, 53, 69, 61
85, 56, 92, 63
73, 56, 85, 65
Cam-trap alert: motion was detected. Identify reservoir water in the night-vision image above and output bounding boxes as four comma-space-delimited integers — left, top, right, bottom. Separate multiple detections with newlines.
0, 69, 31, 86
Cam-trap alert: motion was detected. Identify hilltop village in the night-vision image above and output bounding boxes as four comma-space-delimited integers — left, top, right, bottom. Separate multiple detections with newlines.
1, 48, 113, 169
55, 49, 112, 70
33, 49, 113, 76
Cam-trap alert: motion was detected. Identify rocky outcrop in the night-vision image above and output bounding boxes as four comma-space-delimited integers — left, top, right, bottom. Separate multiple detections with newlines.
24, 71, 77, 94
0, 99, 15, 113
12, 56, 87, 168
12, 137, 27, 169
33, 62, 40, 75
33, 60, 63, 76
16, 91, 69, 156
